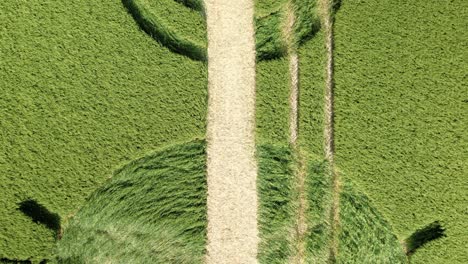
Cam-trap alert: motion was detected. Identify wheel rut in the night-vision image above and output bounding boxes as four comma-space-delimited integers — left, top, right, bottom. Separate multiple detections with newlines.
319, 0, 341, 261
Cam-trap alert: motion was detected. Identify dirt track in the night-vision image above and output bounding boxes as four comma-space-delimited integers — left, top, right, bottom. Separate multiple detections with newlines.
205, 0, 258, 263
319, 0, 340, 261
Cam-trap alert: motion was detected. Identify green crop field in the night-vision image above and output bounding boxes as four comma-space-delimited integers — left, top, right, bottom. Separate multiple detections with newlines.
333, 0, 467, 263
1, 0, 466, 263
56, 140, 207, 263
0, 0, 207, 262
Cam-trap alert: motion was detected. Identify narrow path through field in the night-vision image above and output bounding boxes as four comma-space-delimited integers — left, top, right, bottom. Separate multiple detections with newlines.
205, 0, 258, 263
290, 54, 308, 264
321, 0, 334, 163
285, 4, 308, 264
319, 0, 341, 261
289, 52, 299, 145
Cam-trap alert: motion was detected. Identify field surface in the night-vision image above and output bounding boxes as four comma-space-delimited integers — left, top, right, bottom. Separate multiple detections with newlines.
0, 0, 206, 261
0, 0, 467, 263
56, 141, 207, 263
333, 0, 467, 263
205, 0, 258, 262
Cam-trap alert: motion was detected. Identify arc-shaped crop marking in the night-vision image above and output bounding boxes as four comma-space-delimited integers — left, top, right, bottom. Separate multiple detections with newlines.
174, 0, 204, 12
123, 0, 207, 61
256, 11, 288, 60
54, 140, 444, 263
123, 0, 321, 61
256, 0, 328, 60
56, 140, 208, 263
258, 145, 409, 263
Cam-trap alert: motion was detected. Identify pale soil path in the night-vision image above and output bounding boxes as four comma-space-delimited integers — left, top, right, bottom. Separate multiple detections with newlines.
289, 52, 307, 264
319, 0, 341, 261
320, 0, 335, 163
205, 0, 258, 263
290, 153, 308, 264
285, 5, 308, 264
289, 53, 299, 146
286, 2, 299, 146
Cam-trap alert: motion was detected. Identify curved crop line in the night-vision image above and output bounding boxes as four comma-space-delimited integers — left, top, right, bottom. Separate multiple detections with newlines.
291, 0, 321, 48
123, 0, 319, 61
284, 4, 307, 263
255, 11, 288, 60
255, 0, 322, 61
122, 0, 207, 61
305, 160, 408, 263
173, 0, 205, 12
338, 181, 407, 263
56, 140, 208, 263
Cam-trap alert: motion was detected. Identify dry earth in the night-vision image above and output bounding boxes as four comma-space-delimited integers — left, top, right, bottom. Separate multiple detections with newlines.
205, 0, 259, 263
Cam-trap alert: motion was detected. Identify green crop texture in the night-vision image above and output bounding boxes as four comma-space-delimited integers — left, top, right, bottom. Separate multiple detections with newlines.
0, 0, 207, 261
173, 0, 204, 12
333, 0, 468, 263
305, 159, 406, 263
257, 144, 295, 263
257, 1, 458, 263
256, 144, 407, 263
123, 0, 324, 62
122, 0, 207, 61
256, 58, 291, 145
254, 0, 323, 60
56, 140, 207, 263
298, 29, 327, 156
54, 140, 406, 264
1, 0, 466, 262
255, 0, 324, 146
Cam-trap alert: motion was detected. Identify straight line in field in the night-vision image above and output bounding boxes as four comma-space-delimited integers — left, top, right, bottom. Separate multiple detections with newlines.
284, 5, 308, 263
205, 0, 259, 263
319, 0, 341, 261
289, 52, 299, 145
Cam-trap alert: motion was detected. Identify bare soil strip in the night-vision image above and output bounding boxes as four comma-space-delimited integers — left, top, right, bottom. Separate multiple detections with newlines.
287, 3, 299, 146
290, 153, 309, 264
320, 0, 335, 163
289, 52, 299, 145
289, 54, 307, 264
284, 5, 308, 263
205, 0, 259, 263
319, 0, 341, 261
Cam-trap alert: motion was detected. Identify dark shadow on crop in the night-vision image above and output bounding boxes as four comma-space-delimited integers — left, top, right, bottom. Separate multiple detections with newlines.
18, 199, 61, 239
332, 0, 342, 15
173, 0, 204, 12
404, 221, 446, 256
0, 258, 31, 263
0, 258, 48, 263
293, 0, 343, 54
57, 256, 85, 264
122, 0, 206, 61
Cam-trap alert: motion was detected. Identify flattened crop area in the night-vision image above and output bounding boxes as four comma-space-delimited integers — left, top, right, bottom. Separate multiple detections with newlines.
0, 0, 207, 261
0, 0, 466, 263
